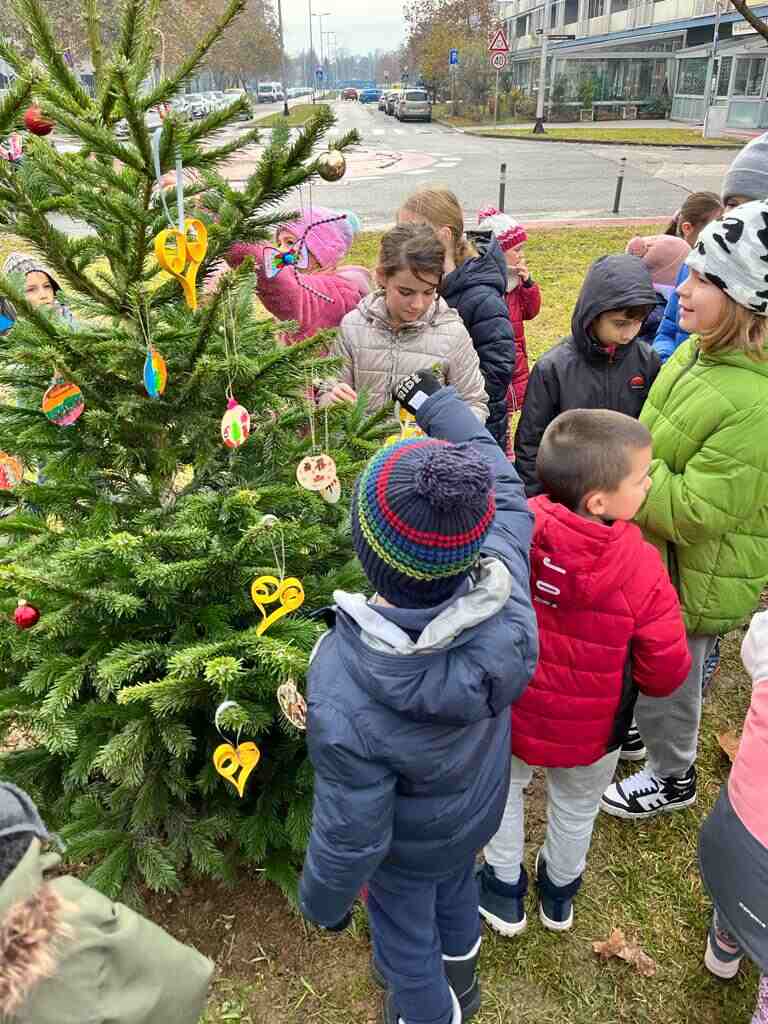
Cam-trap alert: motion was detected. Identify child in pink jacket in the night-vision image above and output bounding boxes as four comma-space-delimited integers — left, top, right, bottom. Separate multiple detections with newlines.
699, 611, 768, 1021
227, 206, 372, 344
477, 208, 541, 416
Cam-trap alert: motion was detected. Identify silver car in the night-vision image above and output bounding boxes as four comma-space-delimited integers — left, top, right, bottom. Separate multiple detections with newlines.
396, 89, 431, 123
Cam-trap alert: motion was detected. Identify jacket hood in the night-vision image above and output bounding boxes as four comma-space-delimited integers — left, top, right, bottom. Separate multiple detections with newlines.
695, 338, 768, 379
441, 232, 507, 303
0, 840, 71, 1018
529, 495, 645, 607
331, 556, 513, 724
571, 255, 656, 359
358, 290, 456, 333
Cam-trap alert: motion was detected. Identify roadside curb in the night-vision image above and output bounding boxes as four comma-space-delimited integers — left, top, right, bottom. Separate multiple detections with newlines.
434, 118, 465, 134
522, 215, 670, 230
461, 129, 742, 149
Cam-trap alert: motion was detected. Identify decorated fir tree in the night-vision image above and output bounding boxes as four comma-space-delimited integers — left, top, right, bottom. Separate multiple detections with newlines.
0, 0, 379, 901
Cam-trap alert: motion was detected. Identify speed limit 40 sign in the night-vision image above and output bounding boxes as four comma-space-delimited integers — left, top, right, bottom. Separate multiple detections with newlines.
490, 52, 507, 70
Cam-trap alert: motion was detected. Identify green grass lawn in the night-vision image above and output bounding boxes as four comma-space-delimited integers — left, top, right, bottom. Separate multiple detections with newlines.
252, 103, 329, 128
470, 126, 743, 148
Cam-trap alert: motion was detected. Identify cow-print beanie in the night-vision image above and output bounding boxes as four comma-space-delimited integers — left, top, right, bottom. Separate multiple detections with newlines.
686, 199, 768, 316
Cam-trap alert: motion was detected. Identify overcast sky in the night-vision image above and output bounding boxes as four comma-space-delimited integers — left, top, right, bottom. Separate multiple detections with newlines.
282, 1, 405, 58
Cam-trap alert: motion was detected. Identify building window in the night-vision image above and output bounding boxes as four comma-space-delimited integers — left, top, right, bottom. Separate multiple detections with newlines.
588, 0, 605, 17
733, 56, 765, 96
676, 57, 708, 95
716, 55, 733, 97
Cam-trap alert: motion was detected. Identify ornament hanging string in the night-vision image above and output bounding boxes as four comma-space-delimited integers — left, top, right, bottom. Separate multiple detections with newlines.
223, 291, 240, 400
151, 126, 184, 232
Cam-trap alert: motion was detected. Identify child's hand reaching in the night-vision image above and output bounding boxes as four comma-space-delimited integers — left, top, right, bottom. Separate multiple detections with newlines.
319, 382, 358, 408
516, 256, 530, 283
741, 611, 768, 686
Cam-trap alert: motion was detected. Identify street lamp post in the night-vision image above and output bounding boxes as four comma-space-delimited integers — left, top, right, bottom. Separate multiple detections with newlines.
313, 12, 330, 97
308, 0, 315, 102
702, 0, 725, 138
276, 0, 290, 116
533, 0, 551, 133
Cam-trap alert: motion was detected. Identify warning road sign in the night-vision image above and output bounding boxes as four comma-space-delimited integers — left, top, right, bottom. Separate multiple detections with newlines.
490, 52, 507, 69
488, 27, 510, 53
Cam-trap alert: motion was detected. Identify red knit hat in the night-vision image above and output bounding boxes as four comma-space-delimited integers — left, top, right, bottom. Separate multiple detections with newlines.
477, 207, 527, 252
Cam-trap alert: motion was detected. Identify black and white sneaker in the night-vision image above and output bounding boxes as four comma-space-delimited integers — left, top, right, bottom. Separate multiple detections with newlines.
600, 765, 697, 820
619, 721, 646, 762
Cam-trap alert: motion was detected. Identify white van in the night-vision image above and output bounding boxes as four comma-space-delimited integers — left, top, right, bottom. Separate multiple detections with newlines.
257, 82, 284, 103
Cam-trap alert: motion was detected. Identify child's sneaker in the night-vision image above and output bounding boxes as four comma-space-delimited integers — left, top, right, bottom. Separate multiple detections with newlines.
477, 863, 528, 937
600, 765, 697, 819
704, 914, 743, 979
619, 721, 646, 761
535, 851, 581, 931
702, 637, 722, 692
443, 939, 482, 1021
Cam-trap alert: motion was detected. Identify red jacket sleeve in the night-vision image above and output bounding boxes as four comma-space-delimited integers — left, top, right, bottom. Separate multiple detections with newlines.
629, 544, 691, 697
519, 280, 542, 321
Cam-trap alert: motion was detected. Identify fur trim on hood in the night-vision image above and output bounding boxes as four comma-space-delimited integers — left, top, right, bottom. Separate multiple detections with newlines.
0, 883, 72, 1017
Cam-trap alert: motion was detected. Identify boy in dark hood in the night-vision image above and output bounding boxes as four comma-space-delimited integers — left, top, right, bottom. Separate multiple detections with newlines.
514, 254, 660, 496
299, 371, 537, 1024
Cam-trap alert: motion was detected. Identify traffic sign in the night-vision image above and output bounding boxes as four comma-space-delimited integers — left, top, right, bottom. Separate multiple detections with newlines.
488, 27, 510, 53
490, 52, 507, 70
449, 48, 459, 66
315, 67, 323, 80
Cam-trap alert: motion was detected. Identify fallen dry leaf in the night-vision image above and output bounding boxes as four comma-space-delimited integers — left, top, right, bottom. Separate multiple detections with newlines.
717, 730, 742, 764
593, 927, 657, 977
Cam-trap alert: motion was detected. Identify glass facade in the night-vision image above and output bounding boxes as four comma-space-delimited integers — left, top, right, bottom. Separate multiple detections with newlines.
733, 56, 765, 96
676, 56, 707, 95
552, 57, 669, 100
716, 55, 733, 97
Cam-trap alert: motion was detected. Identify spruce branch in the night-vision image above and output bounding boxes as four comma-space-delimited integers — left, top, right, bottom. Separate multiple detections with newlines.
0, 75, 34, 139
11, 0, 92, 109
83, 0, 105, 89
139, 0, 248, 113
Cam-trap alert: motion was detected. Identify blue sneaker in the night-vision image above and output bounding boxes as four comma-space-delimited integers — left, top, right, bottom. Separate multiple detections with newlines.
478, 862, 528, 937
535, 851, 582, 931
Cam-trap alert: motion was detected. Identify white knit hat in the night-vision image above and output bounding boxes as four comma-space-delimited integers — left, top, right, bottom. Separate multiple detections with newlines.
477, 206, 527, 252
686, 199, 768, 315
2, 251, 61, 292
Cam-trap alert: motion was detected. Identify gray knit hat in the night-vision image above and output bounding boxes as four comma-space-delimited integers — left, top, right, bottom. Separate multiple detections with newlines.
0, 782, 50, 843
722, 133, 768, 205
686, 199, 768, 315
2, 251, 61, 292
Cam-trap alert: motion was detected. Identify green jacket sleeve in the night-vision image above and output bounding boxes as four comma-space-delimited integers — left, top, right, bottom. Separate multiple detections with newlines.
636, 405, 768, 546
50, 877, 213, 1024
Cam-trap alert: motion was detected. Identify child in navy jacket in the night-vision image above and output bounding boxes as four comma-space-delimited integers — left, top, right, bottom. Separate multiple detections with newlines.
299, 373, 538, 1024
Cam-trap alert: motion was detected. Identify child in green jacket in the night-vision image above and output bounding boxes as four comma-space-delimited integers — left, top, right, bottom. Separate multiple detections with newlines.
600, 199, 768, 822
0, 783, 213, 1024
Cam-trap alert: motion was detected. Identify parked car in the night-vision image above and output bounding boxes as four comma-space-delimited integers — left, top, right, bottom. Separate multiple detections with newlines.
341, 87, 358, 100
183, 92, 211, 118
385, 91, 402, 115
358, 88, 381, 104
396, 89, 432, 122
257, 82, 284, 103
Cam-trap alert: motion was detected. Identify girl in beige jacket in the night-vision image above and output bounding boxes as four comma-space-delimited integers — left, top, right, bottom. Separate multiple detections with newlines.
321, 224, 489, 422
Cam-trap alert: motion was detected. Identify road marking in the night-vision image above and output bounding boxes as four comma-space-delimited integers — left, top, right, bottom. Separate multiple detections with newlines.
404, 169, 432, 175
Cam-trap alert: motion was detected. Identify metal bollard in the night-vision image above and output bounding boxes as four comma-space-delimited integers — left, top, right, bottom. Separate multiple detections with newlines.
499, 162, 507, 213
612, 156, 626, 215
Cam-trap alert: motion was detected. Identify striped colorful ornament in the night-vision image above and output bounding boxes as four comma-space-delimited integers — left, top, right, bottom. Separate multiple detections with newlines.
0, 452, 23, 490
41, 377, 84, 426
143, 347, 168, 398
221, 397, 250, 449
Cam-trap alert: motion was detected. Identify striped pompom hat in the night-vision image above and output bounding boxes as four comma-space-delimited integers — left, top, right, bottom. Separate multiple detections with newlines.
351, 436, 496, 608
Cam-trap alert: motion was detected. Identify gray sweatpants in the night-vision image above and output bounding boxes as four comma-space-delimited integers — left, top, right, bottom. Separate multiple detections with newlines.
484, 749, 621, 889
634, 633, 717, 778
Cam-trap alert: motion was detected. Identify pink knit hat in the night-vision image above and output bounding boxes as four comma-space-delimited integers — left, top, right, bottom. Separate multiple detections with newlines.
477, 206, 527, 252
624, 234, 691, 288
277, 207, 360, 269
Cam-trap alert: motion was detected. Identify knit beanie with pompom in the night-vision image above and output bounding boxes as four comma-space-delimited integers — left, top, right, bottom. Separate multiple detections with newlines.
477, 206, 527, 252
351, 436, 496, 608
625, 234, 691, 288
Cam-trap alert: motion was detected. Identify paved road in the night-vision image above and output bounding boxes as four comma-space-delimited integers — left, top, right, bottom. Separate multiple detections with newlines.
47, 98, 735, 233
304, 100, 733, 228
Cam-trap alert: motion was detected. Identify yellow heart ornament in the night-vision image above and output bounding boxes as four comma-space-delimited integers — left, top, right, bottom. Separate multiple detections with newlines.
213, 741, 261, 798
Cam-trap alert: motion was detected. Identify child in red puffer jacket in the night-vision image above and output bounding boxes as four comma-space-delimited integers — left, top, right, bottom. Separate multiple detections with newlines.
478, 208, 541, 428
477, 408, 690, 937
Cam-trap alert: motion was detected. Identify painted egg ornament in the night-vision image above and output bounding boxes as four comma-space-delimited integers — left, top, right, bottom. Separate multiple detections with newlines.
296, 453, 337, 492
13, 600, 40, 630
143, 348, 168, 398
221, 397, 250, 449
320, 477, 341, 505
316, 149, 346, 182
24, 106, 55, 136
276, 680, 308, 731
42, 378, 84, 426
0, 452, 23, 490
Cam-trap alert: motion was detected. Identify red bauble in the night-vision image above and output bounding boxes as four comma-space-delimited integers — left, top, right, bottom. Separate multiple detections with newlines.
24, 106, 55, 137
13, 601, 40, 630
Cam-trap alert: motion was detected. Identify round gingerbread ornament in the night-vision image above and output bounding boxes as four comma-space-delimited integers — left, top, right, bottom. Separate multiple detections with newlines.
296, 453, 337, 493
